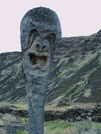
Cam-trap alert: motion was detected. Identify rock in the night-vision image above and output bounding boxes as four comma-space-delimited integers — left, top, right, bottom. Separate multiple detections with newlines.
76, 116, 81, 121
92, 116, 101, 122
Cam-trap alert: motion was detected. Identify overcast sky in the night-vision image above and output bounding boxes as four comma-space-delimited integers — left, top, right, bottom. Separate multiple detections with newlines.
0, 0, 101, 53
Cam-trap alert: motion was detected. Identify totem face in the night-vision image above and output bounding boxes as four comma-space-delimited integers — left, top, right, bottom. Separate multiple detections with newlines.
20, 7, 62, 134
23, 33, 54, 76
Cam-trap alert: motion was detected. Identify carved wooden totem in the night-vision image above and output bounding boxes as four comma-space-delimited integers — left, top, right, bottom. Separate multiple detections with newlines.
20, 7, 61, 134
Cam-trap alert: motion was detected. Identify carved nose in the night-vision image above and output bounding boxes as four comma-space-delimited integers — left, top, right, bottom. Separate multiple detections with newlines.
42, 44, 47, 51
36, 43, 48, 52
36, 43, 42, 51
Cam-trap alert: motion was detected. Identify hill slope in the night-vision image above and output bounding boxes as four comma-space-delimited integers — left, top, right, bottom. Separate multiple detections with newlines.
0, 30, 101, 105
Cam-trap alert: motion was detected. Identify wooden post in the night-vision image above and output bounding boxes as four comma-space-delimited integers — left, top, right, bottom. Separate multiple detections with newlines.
20, 7, 61, 134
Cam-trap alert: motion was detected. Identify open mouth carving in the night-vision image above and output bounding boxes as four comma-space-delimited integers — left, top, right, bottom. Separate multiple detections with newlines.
28, 51, 50, 71
30, 54, 47, 67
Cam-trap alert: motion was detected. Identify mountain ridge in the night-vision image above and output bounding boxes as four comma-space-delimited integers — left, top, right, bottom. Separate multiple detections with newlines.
0, 30, 101, 105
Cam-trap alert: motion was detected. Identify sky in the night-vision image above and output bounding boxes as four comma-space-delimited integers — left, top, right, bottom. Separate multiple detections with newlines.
0, 0, 101, 53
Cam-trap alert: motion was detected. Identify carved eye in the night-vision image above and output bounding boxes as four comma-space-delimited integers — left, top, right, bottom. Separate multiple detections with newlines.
32, 34, 40, 43
45, 36, 51, 43
45, 33, 56, 45
27, 29, 39, 49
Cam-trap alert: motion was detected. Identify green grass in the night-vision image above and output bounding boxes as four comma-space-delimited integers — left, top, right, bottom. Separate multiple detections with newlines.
20, 117, 28, 123
0, 103, 18, 109
72, 121, 101, 132
62, 84, 77, 96
80, 67, 97, 79
12, 130, 28, 134
9, 121, 101, 134
45, 120, 69, 130
12, 66, 21, 77
45, 120, 101, 134
98, 53, 101, 66
57, 71, 63, 77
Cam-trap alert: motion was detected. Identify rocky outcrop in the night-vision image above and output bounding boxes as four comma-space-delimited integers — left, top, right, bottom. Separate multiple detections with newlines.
0, 30, 101, 104
0, 104, 101, 123
45, 107, 101, 122
46, 30, 101, 104
0, 52, 25, 101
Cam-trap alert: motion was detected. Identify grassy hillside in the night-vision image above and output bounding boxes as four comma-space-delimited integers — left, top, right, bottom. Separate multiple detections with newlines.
0, 30, 101, 133
0, 30, 101, 105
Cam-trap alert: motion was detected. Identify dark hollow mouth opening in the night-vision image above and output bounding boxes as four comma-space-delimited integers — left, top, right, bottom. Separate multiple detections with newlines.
29, 54, 47, 67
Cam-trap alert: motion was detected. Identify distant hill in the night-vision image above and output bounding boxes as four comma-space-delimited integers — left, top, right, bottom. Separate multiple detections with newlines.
0, 30, 101, 105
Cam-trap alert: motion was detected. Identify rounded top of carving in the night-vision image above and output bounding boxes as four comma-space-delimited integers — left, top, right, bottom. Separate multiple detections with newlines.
20, 7, 62, 52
